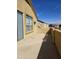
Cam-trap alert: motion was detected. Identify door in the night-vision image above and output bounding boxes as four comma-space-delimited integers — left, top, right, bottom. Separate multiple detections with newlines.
17, 11, 24, 41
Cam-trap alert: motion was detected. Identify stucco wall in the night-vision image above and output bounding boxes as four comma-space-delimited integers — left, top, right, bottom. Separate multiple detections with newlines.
51, 29, 61, 55
54, 29, 61, 55
36, 22, 49, 33
17, 0, 37, 39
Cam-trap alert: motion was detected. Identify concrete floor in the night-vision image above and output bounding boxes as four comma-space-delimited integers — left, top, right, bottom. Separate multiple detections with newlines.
17, 30, 60, 59
17, 33, 45, 59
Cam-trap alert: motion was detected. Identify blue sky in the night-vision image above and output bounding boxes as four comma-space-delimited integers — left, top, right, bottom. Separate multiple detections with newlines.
32, 0, 61, 24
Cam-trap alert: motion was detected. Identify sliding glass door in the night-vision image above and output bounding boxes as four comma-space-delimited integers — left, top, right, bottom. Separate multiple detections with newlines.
17, 11, 24, 41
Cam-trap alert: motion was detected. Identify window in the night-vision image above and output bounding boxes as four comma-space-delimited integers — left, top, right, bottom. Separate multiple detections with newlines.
26, 16, 33, 32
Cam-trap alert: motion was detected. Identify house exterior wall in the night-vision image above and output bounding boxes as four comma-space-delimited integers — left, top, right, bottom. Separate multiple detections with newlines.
36, 21, 49, 33
37, 21, 49, 29
17, 0, 37, 40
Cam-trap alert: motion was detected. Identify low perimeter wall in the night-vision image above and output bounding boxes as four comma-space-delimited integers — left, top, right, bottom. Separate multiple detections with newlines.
51, 29, 61, 55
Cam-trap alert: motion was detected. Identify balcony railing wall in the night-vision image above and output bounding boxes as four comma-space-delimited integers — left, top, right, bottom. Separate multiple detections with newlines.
51, 29, 61, 55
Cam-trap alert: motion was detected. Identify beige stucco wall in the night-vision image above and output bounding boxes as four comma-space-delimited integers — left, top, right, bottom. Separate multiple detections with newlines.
51, 29, 61, 55
17, 0, 37, 39
54, 29, 61, 55
36, 22, 49, 33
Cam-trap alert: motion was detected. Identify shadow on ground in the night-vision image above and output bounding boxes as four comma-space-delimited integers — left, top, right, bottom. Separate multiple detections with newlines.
37, 29, 61, 59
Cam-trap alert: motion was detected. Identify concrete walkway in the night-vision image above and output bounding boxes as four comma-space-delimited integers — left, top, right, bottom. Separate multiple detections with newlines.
37, 29, 60, 59
17, 33, 46, 59
17, 30, 60, 59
